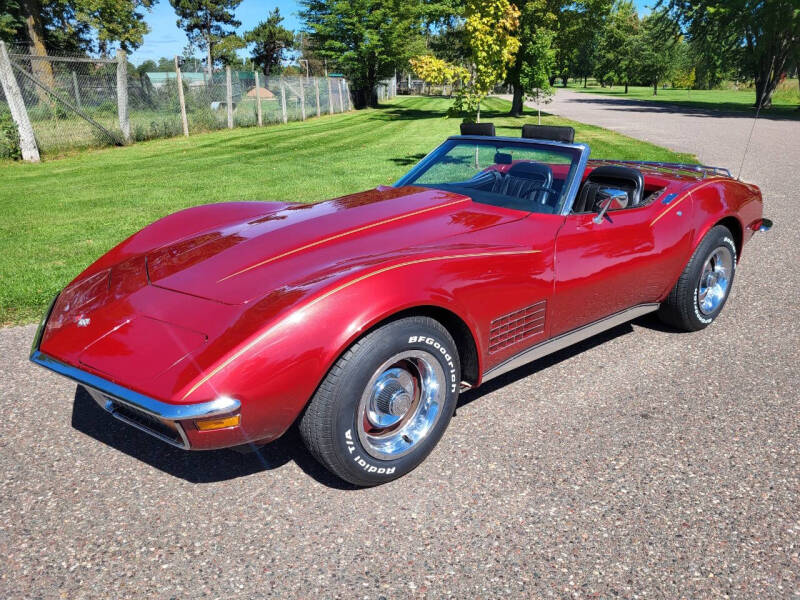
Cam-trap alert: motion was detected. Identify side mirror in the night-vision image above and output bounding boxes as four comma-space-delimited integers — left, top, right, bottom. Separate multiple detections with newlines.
592, 187, 629, 224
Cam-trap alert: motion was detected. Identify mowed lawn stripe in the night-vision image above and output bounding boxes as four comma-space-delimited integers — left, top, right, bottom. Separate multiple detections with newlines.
0, 96, 695, 324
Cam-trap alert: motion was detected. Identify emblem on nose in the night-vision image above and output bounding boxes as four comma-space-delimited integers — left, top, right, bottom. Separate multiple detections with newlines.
77, 316, 91, 327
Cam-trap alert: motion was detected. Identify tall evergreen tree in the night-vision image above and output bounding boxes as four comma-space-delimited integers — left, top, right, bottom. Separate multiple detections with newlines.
169, 0, 242, 75
245, 8, 293, 76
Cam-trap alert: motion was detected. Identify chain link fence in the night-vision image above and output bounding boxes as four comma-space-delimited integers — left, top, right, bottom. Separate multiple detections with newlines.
0, 41, 392, 161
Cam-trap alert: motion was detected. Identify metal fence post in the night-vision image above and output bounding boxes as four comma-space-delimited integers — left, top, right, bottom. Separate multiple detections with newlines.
174, 56, 189, 137
314, 77, 321, 118
327, 77, 334, 114
71, 70, 82, 110
225, 66, 233, 129
254, 71, 263, 126
337, 78, 345, 113
280, 77, 287, 124
116, 49, 130, 142
297, 77, 305, 121
0, 41, 40, 162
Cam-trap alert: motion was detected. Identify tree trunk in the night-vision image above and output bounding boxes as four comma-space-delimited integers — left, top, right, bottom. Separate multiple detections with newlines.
653, 81, 658, 95
583, 76, 587, 88
510, 86, 524, 116
20, 0, 55, 104
205, 32, 213, 78
625, 82, 628, 94
561, 75, 568, 87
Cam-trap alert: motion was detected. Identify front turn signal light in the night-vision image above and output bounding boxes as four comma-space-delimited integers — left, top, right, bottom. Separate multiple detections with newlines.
194, 414, 241, 431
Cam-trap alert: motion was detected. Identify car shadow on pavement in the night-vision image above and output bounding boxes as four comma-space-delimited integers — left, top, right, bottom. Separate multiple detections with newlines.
70, 386, 359, 490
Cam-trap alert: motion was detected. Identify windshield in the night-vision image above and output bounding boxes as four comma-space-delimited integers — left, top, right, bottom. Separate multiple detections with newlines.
394, 138, 587, 214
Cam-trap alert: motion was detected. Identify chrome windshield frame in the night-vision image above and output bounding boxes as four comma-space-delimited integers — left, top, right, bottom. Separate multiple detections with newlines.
393, 135, 590, 216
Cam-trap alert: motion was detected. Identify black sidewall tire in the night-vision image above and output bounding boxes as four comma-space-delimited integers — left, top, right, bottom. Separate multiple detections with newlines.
317, 318, 460, 486
660, 225, 737, 331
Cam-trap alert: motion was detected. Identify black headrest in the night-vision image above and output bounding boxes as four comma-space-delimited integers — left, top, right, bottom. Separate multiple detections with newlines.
507, 161, 553, 182
522, 124, 575, 143
587, 165, 644, 206
461, 122, 495, 136
494, 152, 512, 164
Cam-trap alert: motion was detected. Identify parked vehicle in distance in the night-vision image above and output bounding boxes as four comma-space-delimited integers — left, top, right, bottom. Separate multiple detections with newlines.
31, 125, 772, 486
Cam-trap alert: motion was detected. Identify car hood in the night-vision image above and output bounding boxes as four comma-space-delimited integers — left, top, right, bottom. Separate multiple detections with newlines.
145, 185, 520, 305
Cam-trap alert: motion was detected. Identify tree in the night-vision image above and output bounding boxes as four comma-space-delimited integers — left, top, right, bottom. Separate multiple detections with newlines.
634, 14, 679, 95
506, 0, 554, 115
451, 0, 520, 121
5, 0, 154, 54
300, 0, 426, 108
83, 0, 156, 55
658, 0, 800, 108
519, 27, 555, 122
245, 8, 293, 76
593, 0, 638, 91
409, 54, 469, 94
169, 0, 243, 76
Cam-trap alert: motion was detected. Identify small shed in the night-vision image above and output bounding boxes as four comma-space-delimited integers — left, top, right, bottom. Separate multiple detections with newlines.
246, 86, 276, 99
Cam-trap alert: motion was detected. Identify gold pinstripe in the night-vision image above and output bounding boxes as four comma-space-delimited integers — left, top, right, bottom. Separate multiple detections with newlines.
650, 180, 722, 227
182, 249, 540, 400
217, 197, 469, 283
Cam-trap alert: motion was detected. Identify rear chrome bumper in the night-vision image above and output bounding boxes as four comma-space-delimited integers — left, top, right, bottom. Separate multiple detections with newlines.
29, 294, 240, 449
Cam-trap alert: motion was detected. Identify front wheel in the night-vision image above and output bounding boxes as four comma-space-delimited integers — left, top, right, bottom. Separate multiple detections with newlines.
658, 225, 737, 331
299, 316, 460, 486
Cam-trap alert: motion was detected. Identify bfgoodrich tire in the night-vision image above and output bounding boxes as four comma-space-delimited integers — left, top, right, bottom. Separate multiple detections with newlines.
299, 316, 460, 486
658, 225, 737, 331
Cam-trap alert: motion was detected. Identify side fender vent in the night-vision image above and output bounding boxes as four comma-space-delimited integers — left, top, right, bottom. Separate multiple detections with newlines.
489, 300, 546, 354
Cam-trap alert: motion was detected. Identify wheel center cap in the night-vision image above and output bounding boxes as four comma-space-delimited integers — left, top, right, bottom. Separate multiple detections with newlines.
389, 391, 412, 417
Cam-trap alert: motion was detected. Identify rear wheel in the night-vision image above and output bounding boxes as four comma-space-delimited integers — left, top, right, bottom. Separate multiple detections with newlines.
658, 225, 736, 331
299, 316, 460, 486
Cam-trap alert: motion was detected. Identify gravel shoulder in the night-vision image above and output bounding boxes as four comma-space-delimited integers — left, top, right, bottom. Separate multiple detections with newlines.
1, 90, 799, 599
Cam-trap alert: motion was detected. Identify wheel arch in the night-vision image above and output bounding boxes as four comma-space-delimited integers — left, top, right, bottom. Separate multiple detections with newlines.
715, 215, 743, 261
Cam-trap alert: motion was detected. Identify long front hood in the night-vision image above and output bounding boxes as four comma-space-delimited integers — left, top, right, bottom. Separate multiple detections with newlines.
146, 186, 517, 305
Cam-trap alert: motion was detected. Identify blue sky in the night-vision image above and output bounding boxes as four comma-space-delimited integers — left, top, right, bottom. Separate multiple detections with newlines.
129, 0, 653, 65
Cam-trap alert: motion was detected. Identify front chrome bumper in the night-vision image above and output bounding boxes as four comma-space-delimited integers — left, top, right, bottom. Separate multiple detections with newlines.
29, 294, 240, 449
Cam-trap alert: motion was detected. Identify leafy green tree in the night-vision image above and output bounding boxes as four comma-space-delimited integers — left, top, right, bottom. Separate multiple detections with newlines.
300, 0, 426, 108
658, 0, 800, 108
169, 0, 243, 75
4, 0, 154, 53
593, 0, 638, 91
633, 14, 679, 95
450, 0, 520, 121
245, 8, 293, 76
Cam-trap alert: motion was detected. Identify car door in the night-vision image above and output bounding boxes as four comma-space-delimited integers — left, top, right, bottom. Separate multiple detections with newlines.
550, 196, 694, 337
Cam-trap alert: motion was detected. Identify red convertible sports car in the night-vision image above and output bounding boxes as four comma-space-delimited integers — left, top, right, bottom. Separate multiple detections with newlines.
31, 124, 771, 486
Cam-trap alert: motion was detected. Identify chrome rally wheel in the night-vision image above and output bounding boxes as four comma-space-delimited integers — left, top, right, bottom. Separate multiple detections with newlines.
357, 350, 446, 460
658, 225, 737, 331
697, 247, 734, 315
299, 316, 460, 486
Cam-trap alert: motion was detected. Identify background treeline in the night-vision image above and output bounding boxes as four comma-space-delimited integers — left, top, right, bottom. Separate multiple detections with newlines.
1, 0, 798, 110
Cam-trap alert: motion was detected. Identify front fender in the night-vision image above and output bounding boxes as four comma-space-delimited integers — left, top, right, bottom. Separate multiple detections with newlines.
179, 248, 542, 444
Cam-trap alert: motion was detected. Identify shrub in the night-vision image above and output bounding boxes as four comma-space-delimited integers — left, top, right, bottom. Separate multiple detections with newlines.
0, 110, 22, 160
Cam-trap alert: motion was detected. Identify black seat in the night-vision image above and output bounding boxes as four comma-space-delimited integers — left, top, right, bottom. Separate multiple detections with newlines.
573, 165, 644, 213
502, 161, 554, 206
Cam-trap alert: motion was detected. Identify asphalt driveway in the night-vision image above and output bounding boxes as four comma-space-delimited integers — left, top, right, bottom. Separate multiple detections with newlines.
1, 90, 798, 598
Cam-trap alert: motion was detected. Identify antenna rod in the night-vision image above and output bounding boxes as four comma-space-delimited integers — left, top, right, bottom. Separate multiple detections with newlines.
737, 55, 775, 180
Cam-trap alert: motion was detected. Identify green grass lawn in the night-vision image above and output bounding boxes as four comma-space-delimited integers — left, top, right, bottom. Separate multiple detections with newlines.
568, 80, 800, 118
0, 95, 696, 325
